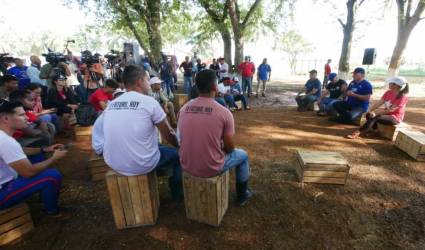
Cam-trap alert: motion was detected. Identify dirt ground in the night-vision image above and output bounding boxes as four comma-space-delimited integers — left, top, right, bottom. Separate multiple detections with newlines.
5, 81, 425, 250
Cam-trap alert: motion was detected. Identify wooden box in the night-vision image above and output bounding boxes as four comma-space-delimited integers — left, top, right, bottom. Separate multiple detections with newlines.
377, 122, 410, 141
88, 153, 110, 181
183, 171, 229, 227
75, 125, 93, 142
0, 203, 34, 246
296, 150, 350, 185
173, 94, 188, 113
105, 170, 159, 229
395, 130, 425, 161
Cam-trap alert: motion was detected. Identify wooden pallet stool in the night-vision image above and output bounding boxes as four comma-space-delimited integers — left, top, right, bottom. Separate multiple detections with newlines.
395, 130, 425, 161
105, 170, 159, 229
173, 94, 188, 113
296, 150, 350, 185
183, 171, 229, 226
75, 125, 93, 142
377, 122, 410, 141
88, 153, 110, 181
0, 203, 34, 246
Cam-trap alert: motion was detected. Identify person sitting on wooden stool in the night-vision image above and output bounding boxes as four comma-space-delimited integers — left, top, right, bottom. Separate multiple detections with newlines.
93, 65, 183, 200
0, 100, 71, 218
295, 70, 321, 111
347, 76, 409, 139
178, 69, 253, 206
330, 67, 372, 124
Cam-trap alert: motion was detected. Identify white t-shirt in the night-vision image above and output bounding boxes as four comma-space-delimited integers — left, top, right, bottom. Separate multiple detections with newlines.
0, 130, 26, 189
101, 91, 166, 176
219, 63, 229, 79
92, 114, 104, 155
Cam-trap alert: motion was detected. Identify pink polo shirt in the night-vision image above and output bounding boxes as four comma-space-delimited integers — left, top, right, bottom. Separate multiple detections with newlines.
178, 97, 235, 177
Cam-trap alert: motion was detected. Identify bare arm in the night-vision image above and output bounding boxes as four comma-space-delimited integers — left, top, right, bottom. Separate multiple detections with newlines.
9, 150, 66, 178
156, 118, 178, 147
368, 99, 385, 112
223, 134, 235, 154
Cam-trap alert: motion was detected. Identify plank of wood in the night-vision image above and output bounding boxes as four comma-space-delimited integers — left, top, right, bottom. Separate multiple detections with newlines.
105, 172, 126, 229
297, 150, 348, 165
150, 172, 159, 221
128, 176, 146, 225
116, 176, 136, 227
0, 213, 32, 234
303, 170, 348, 178
139, 175, 155, 224
90, 166, 109, 174
395, 131, 422, 159
0, 221, 34, 246
89, 160, 107, 168
0, 203, 29, 224
302, 176, 346, 185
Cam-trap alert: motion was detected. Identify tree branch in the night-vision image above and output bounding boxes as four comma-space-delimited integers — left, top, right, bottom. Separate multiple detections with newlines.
242, 0, 263, 28
337, 18, 346, 28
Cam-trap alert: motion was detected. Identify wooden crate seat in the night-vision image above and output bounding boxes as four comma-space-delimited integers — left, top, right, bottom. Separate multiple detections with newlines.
88, 153, 110, 181
183, 171, 229, 227
395, 130, 425, 161
105, 170, 159, 229
377, 122, 410, 141
0, 203, 34, 246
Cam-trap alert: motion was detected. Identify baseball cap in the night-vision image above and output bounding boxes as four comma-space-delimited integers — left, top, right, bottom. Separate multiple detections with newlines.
53, 74, 67, 81
386, 76, 407, 87
309, 69, 317, 74
352, 67, 365, 74
328, 73, 337, 81
149, 77, 162, 85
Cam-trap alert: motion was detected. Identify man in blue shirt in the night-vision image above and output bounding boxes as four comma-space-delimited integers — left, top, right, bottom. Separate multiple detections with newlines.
7, 58, 30, 89
295, 70, 321, 111
256, 58, 271, 97
331, 67, 372, 124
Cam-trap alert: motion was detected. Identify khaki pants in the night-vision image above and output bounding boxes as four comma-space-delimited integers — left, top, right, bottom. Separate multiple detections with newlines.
257, 79, 267, 94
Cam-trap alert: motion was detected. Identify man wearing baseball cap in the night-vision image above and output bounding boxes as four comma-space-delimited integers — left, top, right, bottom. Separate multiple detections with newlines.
149, 77, 177, 127
317, 72, 347, 116
331, 67, 372, 123
295, 69, 321, 111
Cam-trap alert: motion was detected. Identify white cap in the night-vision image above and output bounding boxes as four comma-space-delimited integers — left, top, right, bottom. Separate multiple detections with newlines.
149, 77, 162, 85
386, 76, 407, 87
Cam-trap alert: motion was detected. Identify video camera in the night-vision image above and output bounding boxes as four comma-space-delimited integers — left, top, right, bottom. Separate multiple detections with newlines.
104, 50, 120, 63
81, 50, 101, 66
0, 53, 16, 76
42, 49, 67, 67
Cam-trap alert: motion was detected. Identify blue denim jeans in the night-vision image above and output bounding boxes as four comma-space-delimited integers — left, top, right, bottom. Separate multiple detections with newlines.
295, 94, 318, 108
221, 149, 250, 183
154, 145, 182, 184
319, 97, 338, 115
242, 77, 252, 95
161, 77, 174, 97
332, 101, 365, 123
183, 76, 192, 95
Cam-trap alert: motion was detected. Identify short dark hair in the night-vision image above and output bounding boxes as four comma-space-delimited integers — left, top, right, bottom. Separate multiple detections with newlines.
9, 90, 31, 102
105, 78, 119, 88
195, 69, 217, 94
2, 74, 18, 83
25, 83, 42, 91
122, 65, 146, 88
0, 100, 23, 115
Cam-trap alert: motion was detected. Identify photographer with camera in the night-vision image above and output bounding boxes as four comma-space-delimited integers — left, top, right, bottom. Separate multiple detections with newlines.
39, 50, 71, 89
80, 50, 104, 93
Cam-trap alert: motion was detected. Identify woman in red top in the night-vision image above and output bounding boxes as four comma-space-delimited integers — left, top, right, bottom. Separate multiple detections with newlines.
348, 76, 409, 139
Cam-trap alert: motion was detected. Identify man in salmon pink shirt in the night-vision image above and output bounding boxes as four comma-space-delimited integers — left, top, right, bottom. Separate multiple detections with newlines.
238, 56, 255, 97
178, 69, 253, 206
89, 79, 119, 114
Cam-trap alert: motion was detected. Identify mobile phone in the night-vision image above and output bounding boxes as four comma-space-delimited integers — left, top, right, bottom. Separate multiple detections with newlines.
63, 143, 73, 150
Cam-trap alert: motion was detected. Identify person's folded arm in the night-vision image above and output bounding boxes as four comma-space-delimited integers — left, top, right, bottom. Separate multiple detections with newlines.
156, 118, 178, 148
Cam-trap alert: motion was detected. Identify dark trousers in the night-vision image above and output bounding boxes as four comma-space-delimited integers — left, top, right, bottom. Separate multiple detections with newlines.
332, 101, 364, 124
295, 95, 317, 108
360, 114, 398, 132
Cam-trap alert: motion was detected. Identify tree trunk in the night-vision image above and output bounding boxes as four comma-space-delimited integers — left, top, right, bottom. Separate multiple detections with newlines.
219, 28, 233, 66
338, 0, 356, 81
233, 35, 244, 69
146, 0, 162, 69
387, 0, 425, 76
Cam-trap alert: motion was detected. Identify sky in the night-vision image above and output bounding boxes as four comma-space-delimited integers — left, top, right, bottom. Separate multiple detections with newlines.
1, 0, 425, 75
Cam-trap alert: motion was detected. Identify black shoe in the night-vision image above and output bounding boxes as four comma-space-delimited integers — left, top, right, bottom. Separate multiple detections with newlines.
236, 181, 253, 206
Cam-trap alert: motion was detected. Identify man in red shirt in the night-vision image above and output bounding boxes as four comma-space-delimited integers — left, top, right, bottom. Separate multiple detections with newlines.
89, 79, 119, 113
238, 56, 255, 97
323, 59, 332, 89
178, 69, 253, 206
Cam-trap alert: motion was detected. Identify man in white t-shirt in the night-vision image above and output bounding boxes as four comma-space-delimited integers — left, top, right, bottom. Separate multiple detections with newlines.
0, 100, 71, 218
218, 57, 229, 80
92, 65, 182, 200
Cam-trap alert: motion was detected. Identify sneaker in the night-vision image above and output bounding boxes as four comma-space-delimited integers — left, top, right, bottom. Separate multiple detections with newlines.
45, 207, 74, 220
236, 189, 253, 206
